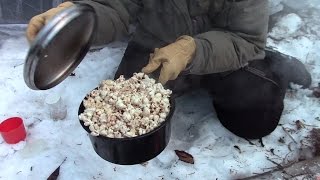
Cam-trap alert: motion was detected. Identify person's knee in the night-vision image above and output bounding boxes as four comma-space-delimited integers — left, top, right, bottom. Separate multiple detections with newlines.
209, 69, 285, 139
216, 105, 283, 139
114, 41, 153, 79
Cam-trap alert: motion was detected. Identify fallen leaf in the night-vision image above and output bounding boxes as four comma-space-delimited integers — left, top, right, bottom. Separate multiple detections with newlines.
174, 150, 194, 164
47, 157, 67, 180
47, 166, 60, 180
70, 73, 76, 76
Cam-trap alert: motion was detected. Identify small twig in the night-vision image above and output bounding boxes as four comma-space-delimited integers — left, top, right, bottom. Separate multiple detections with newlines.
283, 151, 294, 165
290, 123, 318, 128
234, 145, 242, 153
261, 166, 277, 171
60, 157, 67, 165
244, 138, 255, 145
259, 138, 265, 147
13, 63, 24, 68
266, 157, 283, 170
289, 122, 319, 128
27, 118, 42, 129
211, 154, 229, 158
267, 148, 282, 159
282, 126, 298, 144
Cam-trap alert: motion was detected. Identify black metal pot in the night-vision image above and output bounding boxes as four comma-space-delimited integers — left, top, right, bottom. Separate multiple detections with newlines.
78, 94, 175, 165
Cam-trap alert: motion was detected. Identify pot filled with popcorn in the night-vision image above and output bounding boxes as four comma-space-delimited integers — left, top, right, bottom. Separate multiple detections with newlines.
22, 4, 175, 165
78, 73, 175, 165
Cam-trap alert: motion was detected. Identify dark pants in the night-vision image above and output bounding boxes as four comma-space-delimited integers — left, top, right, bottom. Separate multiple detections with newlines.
114, 41, 286, 139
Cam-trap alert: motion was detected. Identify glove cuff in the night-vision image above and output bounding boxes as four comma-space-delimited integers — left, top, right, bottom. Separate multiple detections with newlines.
176, 35, 196, 64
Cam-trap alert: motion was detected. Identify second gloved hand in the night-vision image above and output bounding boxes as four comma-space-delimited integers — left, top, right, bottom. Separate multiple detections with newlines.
141, 36, 196, 85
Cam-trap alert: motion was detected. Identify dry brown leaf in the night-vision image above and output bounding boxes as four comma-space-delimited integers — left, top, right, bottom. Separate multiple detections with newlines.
174, 150, 194, 164
47, 157, 67, 180
47, 166, 60, 180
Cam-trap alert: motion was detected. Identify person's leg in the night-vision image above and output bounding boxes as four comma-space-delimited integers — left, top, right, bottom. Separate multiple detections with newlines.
202, 59, 286, 139
114, 41, 153, 79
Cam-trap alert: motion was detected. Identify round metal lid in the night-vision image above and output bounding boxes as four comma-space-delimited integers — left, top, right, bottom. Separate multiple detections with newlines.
24, 4, 97, 90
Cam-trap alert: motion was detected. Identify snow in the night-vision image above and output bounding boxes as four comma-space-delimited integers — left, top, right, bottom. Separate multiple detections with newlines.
0, 2, 320, 180
269, 0, 283, 15
269, 13, 303, 39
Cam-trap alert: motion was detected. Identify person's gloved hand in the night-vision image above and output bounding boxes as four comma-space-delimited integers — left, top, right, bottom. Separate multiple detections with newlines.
26, 1, 74, 43
142, 36, 196, 85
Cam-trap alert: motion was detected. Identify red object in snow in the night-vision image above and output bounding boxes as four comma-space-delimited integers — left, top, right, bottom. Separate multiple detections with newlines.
0, 117, 26, 144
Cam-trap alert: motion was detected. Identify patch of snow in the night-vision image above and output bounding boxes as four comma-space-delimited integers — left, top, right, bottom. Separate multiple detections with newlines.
0, 2, 320, 179
269, 13, 303, 39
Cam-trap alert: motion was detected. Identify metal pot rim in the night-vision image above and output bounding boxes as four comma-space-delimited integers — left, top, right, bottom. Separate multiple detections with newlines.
24, 4, 97, 90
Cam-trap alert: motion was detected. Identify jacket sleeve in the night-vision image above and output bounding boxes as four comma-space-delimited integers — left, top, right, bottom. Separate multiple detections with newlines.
73, 0, 142, 46
187, 0, 269, 75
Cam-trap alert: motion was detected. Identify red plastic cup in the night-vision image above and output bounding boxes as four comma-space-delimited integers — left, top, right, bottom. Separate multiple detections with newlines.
0, 117, 27, 144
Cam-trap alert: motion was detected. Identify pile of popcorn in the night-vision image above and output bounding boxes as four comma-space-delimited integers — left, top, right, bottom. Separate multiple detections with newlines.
79, 73, 172, 138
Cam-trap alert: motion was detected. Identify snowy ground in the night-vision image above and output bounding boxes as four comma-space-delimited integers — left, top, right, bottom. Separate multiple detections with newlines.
0, 2, 320, 180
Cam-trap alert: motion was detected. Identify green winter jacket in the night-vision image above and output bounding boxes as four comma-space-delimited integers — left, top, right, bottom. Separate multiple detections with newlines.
74, 0, 269, 75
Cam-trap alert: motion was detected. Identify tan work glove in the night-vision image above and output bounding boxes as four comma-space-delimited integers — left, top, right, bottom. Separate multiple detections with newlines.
26, 1, 74, 43
142, 36, 196, 85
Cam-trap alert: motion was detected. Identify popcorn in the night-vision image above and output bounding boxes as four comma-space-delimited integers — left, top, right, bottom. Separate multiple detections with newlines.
79, 73, 172, 138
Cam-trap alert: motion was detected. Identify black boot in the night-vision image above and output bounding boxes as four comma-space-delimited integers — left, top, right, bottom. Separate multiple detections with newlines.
265, 49, 312, 89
